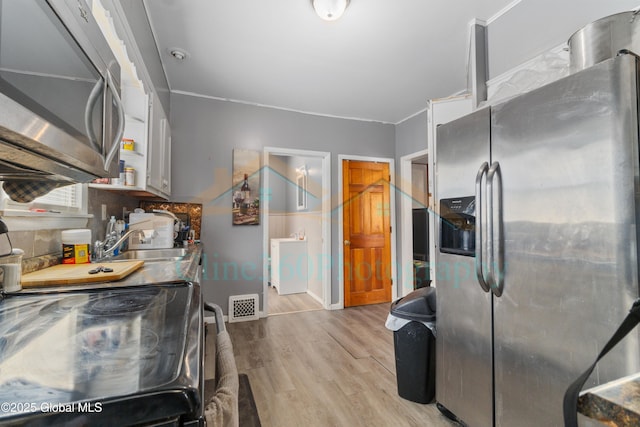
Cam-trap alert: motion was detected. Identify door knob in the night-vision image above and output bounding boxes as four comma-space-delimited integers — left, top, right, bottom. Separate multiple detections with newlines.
344, 240, 350, 245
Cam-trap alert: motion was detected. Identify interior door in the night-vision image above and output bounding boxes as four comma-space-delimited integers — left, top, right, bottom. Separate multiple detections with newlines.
342, 160, 392, 307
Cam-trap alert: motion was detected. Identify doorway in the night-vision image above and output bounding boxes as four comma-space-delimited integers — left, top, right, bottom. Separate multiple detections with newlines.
398, 95, 473, 295
399, 149, 432, 297
338, 155, 397, 308
262, 148, 331, 316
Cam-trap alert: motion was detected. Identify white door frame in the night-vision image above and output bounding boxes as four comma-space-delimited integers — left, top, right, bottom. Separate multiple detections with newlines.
337, 154, 397, 309
399, 149, 430, 298
262, 147, 332, 315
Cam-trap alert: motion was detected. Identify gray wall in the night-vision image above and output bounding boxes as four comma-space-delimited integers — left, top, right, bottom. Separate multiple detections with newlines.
395, 111, 427, 158
266, 154, 322, 214
169, 93, 395, 311
268, 155, 288, 213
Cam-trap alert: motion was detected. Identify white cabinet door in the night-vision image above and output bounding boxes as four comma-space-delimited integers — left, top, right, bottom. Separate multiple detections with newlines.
161, 117, 171, 196
147, 91, 171, 198
119, 84, 148, 189
147, 91, 163, 192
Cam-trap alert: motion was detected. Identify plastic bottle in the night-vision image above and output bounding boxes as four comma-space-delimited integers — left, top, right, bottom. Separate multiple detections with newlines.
121, 222, 130, 252
115, 219, 126, 253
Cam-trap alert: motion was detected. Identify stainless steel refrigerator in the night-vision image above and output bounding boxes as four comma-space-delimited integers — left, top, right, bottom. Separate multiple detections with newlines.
434, 53, 640, 427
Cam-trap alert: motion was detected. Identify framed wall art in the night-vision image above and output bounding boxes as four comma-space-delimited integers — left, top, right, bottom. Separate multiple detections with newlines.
232, 149, 260, 225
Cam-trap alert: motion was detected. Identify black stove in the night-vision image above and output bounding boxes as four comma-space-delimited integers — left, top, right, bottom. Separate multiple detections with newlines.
0, 282, 204, 426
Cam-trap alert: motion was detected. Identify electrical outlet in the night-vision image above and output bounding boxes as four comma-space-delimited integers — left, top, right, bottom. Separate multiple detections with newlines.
101, 204, 107, 221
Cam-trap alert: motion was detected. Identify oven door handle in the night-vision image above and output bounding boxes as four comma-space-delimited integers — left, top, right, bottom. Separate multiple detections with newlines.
204, 302, 226, 334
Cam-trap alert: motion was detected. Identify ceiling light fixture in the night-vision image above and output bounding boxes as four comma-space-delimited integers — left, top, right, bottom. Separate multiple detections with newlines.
311, 0, 350, 21
170, 49, 187, 60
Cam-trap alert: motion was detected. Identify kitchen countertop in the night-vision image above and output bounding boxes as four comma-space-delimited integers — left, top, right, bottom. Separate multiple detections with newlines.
578, 372, 640, 425
14, 243, 203, 294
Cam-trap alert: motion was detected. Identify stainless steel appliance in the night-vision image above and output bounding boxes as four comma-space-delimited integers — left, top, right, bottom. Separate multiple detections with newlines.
568, 10, 640, 73
434, 53, 640, 426
0, 0, 124, 183
0, 282, 204, 426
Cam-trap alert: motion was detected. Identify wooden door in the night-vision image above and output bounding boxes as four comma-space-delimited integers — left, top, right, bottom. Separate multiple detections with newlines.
343, 160, 392, 307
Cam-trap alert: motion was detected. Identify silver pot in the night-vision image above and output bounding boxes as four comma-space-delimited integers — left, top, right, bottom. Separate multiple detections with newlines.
568, 11, 640, 73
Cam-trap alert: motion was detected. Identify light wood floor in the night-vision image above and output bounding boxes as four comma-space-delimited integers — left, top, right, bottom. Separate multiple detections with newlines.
267, 285, 323, 315
227, 303, 456, 427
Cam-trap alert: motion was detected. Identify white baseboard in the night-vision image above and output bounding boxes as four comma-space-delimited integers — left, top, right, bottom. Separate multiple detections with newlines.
307, 290, 324, 306
330, 303, 344, 310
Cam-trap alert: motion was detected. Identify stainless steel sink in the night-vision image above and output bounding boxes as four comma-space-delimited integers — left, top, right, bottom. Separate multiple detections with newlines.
109, 248, 187, 262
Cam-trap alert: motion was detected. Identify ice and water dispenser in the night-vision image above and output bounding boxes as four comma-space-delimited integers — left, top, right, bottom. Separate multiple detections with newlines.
439, 196, 475, 256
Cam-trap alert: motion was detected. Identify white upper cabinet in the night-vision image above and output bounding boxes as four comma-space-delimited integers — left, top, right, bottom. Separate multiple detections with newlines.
146, 92, 171, 198
119, 83, 149, 190
89, 0, 171, 199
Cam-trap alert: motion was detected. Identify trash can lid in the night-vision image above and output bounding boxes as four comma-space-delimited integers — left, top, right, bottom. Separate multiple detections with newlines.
390, 287, 436, 322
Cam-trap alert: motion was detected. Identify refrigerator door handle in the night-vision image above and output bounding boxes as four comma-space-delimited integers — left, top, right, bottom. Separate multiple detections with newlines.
475, 162, 491, 292
487, 161, 504, 297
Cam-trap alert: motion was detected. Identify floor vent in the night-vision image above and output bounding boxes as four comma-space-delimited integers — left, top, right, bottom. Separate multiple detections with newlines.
229, 294, 259, 323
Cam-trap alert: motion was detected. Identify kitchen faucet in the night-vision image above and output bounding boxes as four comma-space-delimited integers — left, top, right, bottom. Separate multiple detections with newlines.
93, 228, 153, 261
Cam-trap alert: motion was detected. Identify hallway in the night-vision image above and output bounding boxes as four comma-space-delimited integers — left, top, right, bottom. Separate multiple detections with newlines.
267, 285, 323, 315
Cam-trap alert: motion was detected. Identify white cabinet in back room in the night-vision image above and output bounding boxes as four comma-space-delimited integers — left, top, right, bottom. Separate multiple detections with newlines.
270, 238, 308, 295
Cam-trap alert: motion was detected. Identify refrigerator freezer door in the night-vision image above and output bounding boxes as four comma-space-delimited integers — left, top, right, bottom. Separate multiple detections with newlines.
492, 54, 640, 427
435, 107, 493, 427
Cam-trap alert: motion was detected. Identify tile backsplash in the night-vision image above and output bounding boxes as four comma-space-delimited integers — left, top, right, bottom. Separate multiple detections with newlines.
11, 230, 62, 273
86, 187, 142, 242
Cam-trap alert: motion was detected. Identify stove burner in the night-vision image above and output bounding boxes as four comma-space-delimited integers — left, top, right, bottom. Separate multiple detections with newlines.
85, 289, 161, 316
38, 295, 88, 317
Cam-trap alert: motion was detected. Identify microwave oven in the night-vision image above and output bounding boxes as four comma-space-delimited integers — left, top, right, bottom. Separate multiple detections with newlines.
0, 0, 123, 184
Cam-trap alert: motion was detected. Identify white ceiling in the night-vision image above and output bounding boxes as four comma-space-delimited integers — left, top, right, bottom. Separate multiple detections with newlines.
143, 0, 518, 124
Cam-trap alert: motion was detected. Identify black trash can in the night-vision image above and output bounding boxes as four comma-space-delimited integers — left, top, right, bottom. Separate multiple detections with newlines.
387, 287, 436, 404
